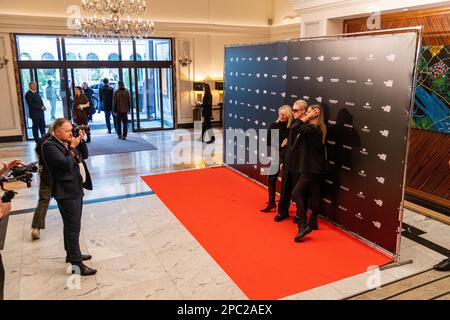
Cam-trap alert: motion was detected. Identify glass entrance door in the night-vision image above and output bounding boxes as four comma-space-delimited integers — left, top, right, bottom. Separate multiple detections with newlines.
20, 68, 66, 139
136, 68, 162, 130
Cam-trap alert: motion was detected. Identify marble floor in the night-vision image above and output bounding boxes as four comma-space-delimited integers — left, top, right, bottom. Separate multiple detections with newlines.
0, 128, 449, 300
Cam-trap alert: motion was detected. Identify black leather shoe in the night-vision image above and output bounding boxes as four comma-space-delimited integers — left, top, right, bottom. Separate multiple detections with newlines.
71, 262, 97, 276
274, 214, 289, 222
293, 215, 300, 224
260, 203, 276, 213
308, 215, 318, 230
294, 225, 312, 242
433, 258, 450, 271
66, 254, 92, 263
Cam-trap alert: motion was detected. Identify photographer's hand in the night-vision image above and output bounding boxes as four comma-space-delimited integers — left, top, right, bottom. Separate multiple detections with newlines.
1, 160, 24, 176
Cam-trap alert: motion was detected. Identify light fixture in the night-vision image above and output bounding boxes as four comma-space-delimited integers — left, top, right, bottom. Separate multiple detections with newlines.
79, 0, 155, 38
179, 56, 192, 67
0, 56, 8, 69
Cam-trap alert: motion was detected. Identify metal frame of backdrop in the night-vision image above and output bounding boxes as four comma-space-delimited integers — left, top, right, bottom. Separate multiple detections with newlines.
222, 27, 423, 262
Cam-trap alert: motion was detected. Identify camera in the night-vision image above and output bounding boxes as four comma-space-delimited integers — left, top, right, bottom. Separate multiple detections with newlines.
72, 124, 90, 138
1, 161, 38, 203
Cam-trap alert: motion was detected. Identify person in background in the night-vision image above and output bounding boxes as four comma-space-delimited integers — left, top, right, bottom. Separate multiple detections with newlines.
31, 126, 54, 240
25, 81, 46, 143
99, 78, 116, 134
42, 119, 96, 276
1, 159, 24, 300
46, 80, 58, 120
274, 100, 308, 223
73, 86, 91, 143
82, 82, 96, 122
113, 80, 131, 140
200, 83, 215, 144
291, 104, 328, 242
260, 105, 293, 213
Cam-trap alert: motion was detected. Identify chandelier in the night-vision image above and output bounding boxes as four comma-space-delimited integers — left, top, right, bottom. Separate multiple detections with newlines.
79, 0, 155, 39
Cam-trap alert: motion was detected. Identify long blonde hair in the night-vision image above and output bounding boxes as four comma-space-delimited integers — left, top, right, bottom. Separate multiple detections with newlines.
276, 105, 293, 128
309, 104, 327, 144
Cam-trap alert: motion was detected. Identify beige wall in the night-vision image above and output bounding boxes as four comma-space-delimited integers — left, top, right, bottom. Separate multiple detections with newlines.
0, 0, 274, 26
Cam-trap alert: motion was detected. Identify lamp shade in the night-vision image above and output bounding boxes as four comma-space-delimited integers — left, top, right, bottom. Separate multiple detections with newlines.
193, 82, 204, 91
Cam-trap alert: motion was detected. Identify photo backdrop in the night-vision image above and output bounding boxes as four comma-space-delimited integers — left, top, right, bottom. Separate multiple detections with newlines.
224, 32, 420, 256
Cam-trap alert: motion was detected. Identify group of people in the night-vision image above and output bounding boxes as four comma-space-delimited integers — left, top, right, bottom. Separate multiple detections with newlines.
25, 78, 132, 144
261, 100, 329, 242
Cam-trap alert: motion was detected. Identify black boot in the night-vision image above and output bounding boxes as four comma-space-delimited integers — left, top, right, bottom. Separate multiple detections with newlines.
294, 216, 312, 242
308, 214, 318, 230
260, 203, 276, 212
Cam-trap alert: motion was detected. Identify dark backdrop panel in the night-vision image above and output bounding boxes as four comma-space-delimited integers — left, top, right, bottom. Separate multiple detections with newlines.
224, 33, 419, 255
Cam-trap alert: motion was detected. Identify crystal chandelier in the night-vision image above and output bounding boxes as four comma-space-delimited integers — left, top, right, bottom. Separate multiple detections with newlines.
79, 0, 155, 39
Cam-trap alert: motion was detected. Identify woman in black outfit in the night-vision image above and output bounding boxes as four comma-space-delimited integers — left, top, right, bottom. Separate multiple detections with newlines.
291, 104, 328, 242
260, 105, 293, 212
201, 83, 215, 144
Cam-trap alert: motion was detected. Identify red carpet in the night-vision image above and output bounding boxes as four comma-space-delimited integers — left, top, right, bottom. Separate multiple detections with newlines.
142, 167, 392, 300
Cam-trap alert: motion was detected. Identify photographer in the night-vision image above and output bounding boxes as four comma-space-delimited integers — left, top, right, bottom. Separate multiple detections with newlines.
42, 118, 96, 276
1, 159, 24, 300
31, 127, 54, 240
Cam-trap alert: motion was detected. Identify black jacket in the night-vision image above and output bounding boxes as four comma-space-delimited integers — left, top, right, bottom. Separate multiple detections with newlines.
286, 120, 328, 174
42, 136, 93, 200
201, 93, 213, 119
267, 121, 289, 162
25, 90, 45, 119
99, 85, 114, 112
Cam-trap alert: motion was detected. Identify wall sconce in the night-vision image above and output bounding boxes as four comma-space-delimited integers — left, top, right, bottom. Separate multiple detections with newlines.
179, 56, 192, 67
0, 56, 9, 69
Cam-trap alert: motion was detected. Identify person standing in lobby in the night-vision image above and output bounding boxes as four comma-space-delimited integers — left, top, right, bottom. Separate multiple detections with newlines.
200, 83, 215, 144
99, 78, 116, 134
73, 86, 91, 143
45, 80, 58, 120
113, 80, 131, 140
42, 118, 96, 276
25, 81, 46, 143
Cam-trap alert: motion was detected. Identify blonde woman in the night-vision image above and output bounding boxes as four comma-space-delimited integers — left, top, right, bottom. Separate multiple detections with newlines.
290, 104, 328, 242
261, 105, 293, 212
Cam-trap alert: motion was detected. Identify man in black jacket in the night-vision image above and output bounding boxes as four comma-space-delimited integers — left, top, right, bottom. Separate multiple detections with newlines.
99, 78, 116, 134
25, 81, 47, 143
42, 118, 96, 276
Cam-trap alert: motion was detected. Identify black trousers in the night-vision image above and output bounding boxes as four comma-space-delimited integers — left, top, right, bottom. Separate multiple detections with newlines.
32, 171, 52, 229
277, 171, 301, 216
292, 174, 323, 223
56, 197, 83, 264
267, 165, 281, 205
0, 252, 4, 300
105, 110, 117, 133
201, 117, 214, 141
31, 115, 46, 143
116, 112, 128, 138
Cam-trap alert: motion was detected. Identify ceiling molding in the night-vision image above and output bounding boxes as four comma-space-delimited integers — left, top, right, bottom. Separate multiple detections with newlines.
0, 14, 277, 37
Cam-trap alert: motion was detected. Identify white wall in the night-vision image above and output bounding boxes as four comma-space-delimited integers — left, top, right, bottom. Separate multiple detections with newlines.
0, 33, 22, 138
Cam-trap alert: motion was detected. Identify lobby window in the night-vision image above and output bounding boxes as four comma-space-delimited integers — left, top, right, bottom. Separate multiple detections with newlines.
64, 37, 119, 61
16, 35, 61, 61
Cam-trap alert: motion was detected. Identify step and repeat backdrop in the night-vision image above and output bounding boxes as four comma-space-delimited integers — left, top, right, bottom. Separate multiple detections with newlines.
224, 32, 420, 256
